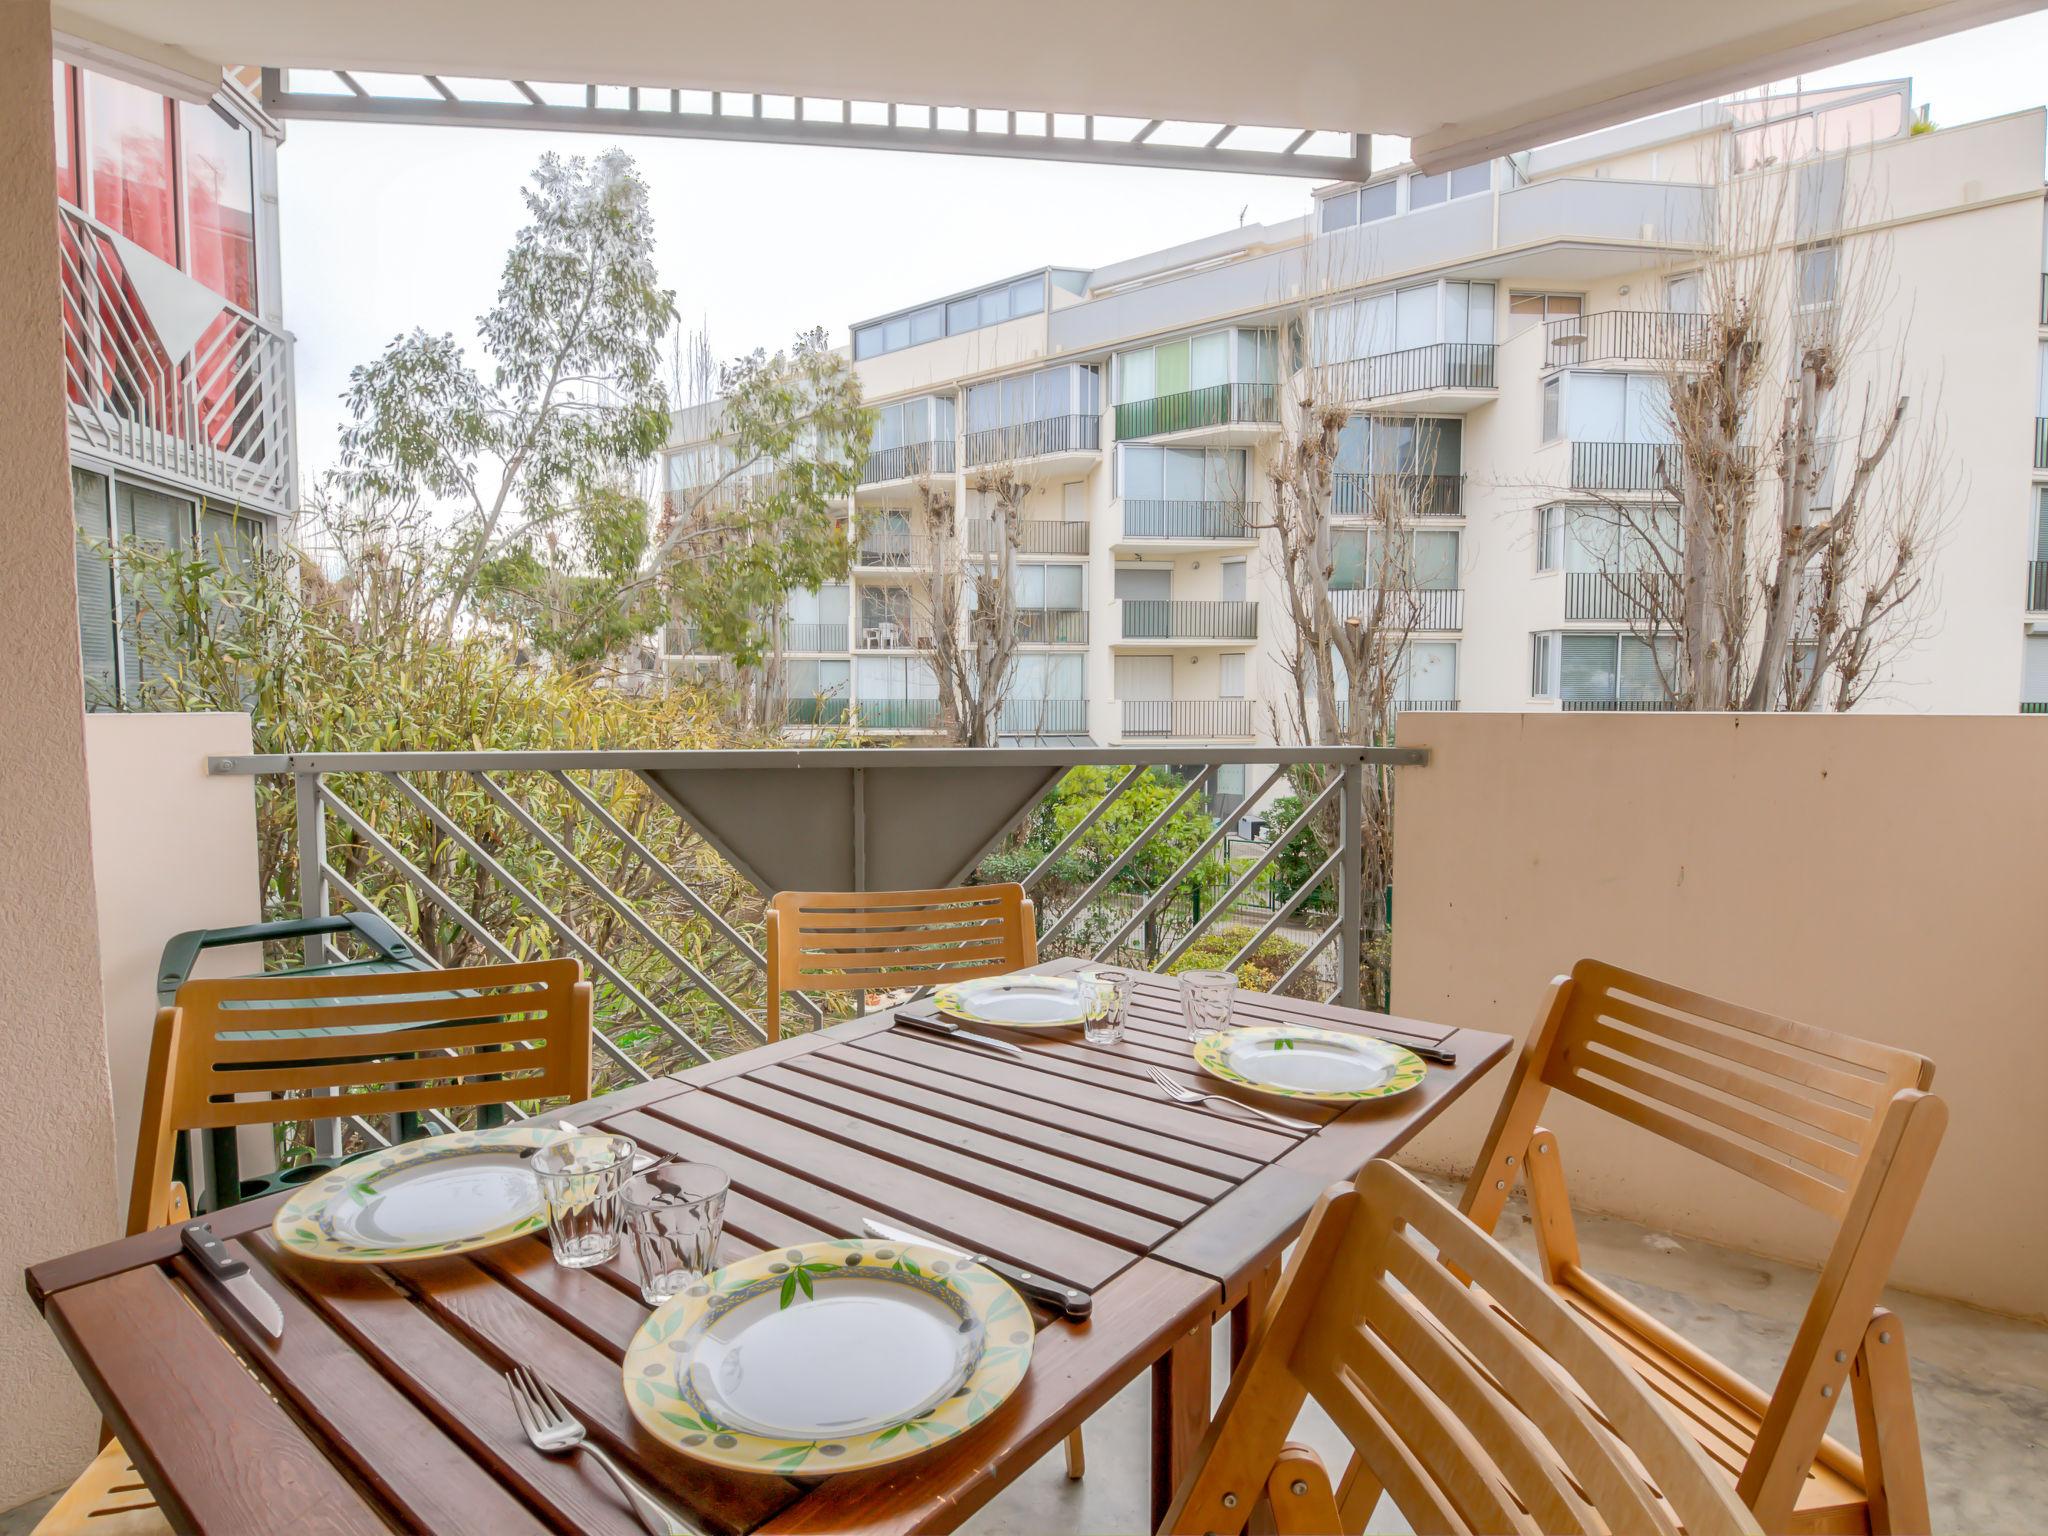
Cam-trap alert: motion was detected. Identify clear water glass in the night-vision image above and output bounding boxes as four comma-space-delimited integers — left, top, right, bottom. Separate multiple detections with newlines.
1083, 970, 1133, 1045
533, 1131, 635, 1269
624, 1164, 730, 1305
1179, 969, 1237, 1043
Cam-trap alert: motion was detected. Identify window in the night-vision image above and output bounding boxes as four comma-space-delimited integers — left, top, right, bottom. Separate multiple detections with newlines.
871, 395, 952, 452
1314, 283, 1494, 364
966, 365, 1097, 431
2035, 486, 2048, 562
1541, 376, 1562, 442
1534, 632, 1677, 704
1401, 642, 1458, 704
1554, 371, 1671, 443
856, 275, 1048, 358
180, 100, 256, 309
1665, 272, 1703, 313
73, 468, 115, 703
1318, 177, 1408, 233
1116, 444, 1246, 501
1335, 529, 1460, 591
1011, 653, 1083, 703
1530, 632, 1558, 697
1796, 242, 1839, 309
1408, 171, 1447, 210
1116, 329, 1273, 401
53, 61, 77, 205
787, 657, 850, 701
1406, 162, 1488, 210
114, 481, 197, 701
1218, 654, 1247, 698
1015, 562, 1084, 610
909, 304, 943, 344
1538, 505, 1565, 571
1114, 566, 1172, 602
1334, 416, 1462, 476
2024, 635, 2048, 709
85, 70, 177, 264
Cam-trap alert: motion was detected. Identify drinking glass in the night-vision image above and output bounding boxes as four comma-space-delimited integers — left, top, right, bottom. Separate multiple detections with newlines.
533, 1131, 635, 1269
1083, 970, 1133, 1045
1179, 969, 1237, 1043
624, 1164, 730, 1306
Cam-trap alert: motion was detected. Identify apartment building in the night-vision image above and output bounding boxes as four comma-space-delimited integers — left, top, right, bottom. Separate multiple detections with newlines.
54, 53, 297, 708
662, 80, 2048, 739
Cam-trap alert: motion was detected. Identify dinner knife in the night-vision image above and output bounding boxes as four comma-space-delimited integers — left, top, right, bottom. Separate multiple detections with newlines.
182, 1222, 284, 1339
861, 1217, 1093, 1321
891, 1011, 1027, 1060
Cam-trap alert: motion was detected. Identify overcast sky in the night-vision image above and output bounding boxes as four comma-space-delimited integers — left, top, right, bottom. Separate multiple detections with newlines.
278, 11, 2048, 487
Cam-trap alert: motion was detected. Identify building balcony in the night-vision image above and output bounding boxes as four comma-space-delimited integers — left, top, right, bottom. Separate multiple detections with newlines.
1329, 587, 1464, 632
2035, 418, 2047, 471
2021, 701, 2047, 714
855, 533, 937, 569
1332, 473, 1463, 519
1115, 499, 1257, 549
1317, 343, 1497, 413
1564, 571, 1677, 622
57, 202, 296, 516
998, 698, 1089, 736
1114, 383, 1277, 445
962, 414, 1100, 473
1115, 599, 1259, 643
1120, 697, 1255, 739
967, 518, 1090, 557
1014, 608, 1088, 645
853, 620, 933, 651
2028, 561, 2048, 613
1560, 697, 1677, 711
1569, 440, 1680, 494
851, 697, 943, 731
858, 439, 956, 491
1542, 310, 1712, 369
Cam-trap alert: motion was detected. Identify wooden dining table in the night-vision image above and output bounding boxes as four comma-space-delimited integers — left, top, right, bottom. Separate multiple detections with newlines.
26, 961, 1509, 1535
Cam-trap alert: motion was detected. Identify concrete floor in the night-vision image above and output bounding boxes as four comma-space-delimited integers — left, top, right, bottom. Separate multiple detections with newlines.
6, 1179, 2040, 1536
961, 1175, 2048, 1536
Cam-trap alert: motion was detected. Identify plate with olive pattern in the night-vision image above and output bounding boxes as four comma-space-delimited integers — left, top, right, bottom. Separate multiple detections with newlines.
272, 1123, 556, 1262
622, 1238, 1035, 1474
931, 974, 1090, 1029
1191, 1023, 1427, 1103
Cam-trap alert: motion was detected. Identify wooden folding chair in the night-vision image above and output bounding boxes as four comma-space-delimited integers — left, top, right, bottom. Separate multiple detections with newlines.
1462, 959, 1946, 1535
762, 883, 1037, 1043
1165, 1159, 1762, 1536
128, 958, 592, 1234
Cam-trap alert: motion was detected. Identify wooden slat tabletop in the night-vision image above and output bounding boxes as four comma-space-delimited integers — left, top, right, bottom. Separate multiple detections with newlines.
27, 962, 1508, 1535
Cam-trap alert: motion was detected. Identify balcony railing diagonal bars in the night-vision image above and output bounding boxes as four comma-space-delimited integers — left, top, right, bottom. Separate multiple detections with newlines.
213, 746, 1411, 1124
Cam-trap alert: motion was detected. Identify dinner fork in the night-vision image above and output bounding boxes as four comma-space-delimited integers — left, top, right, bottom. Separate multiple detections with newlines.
1142, 1065, 1311, 1130
504, 1365, 695, 1536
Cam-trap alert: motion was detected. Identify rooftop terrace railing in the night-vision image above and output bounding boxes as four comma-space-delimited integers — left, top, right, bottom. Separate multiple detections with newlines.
208, 746, 1405, 1129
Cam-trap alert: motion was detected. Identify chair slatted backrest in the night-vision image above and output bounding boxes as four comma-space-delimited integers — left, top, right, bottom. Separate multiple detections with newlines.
130, 959, 591, 1233
1166, 1161, 1759, 1536
763, 884, 1036, 1040
1537, 959, 1933, 1219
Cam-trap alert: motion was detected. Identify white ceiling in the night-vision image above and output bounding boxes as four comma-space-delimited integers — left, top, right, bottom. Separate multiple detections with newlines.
52, 0, 2047, 168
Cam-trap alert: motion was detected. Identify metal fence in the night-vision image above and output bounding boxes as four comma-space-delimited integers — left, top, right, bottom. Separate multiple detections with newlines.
1328, 587, 1464, 631
1120, 698, 1255, 738
860, 439, 956, 485
1569, 440, 1680, 492
2029, 560, 2048, 613
963, 414, 1100, 468
207, 747, 1407, 1121
1119, 499, 1255, 540
967, 519, 1091, 556
781, 622, 849, 652
1563, 571, 1676, 622
1319, 343, 1496, 404
1332, 473, 1463, 519
1014, 607, 1088, 644
1117, 599, 1260, 640
2036, 418, 2048, 472
1114, 383, 1277, 441
1542, 310, 1711, 368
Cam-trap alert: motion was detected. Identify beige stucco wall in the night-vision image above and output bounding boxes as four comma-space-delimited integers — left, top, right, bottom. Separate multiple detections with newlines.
1391, 712, 2048, 1320
83, 713, 263, 1193
0, 2, 122, 1507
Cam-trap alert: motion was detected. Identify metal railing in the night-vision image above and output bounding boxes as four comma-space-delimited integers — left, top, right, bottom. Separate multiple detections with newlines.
57, 202, 296, 512
998, 698, 1089, 735
963, 414, 1100, 467
1560, 697, 1677, 711
1114, 382, 1277, 440
1118, 599, 1260, 641
861, 439, 956, 485
784, 696, 850, 725
210, 746, 1407, 1115
781, 622, 849, 652
1332, 473, 1463, 519
2036, 419, 2048, 472
967, 519, 1090, 556
1329, 587, 1464, 631
2023, 701, 2048, 715
1569, 440, 1680, 492
855, 532, 937, 567
1564, 570, 1677, 621
1318, 343, 1496, 405
2041, 273, 2047, 327
2029, 560, 2048, 613
1542, 310, 1711, 368
852, 698, 942, 730
1014, 608, 1089, 644
1119, 499, 1255, 540
1121, 698, 1256, 738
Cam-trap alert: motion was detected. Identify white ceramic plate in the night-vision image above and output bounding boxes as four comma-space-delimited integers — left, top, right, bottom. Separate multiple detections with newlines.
1191, 1024, 1428, 1103
624, 1239, 1034, 1474
274, 1124, 554, 1262
932, 974, 1089, 1029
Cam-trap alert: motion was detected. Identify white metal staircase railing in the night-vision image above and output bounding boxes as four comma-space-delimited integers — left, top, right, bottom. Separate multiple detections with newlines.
56, 202, 295, 512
